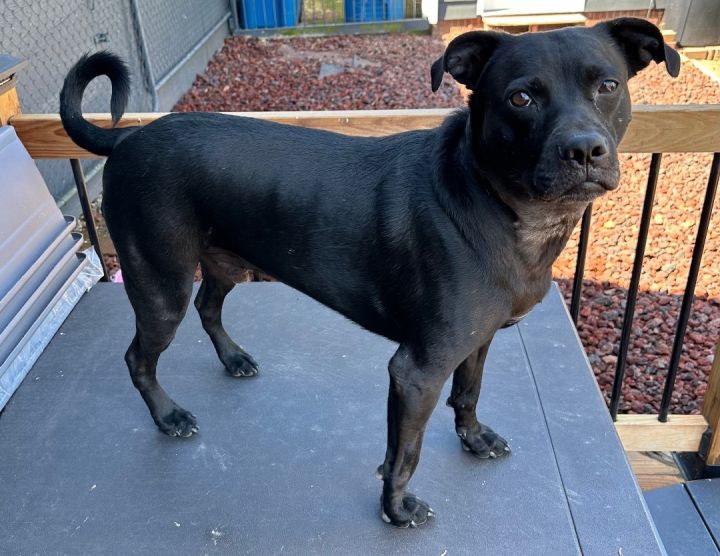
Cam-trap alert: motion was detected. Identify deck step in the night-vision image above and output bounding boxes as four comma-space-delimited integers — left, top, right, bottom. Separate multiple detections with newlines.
481, 12, 586, 31
645, 480, 720, 554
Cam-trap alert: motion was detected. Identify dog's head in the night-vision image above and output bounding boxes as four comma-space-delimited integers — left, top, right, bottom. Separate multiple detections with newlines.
431, 18, 680, 204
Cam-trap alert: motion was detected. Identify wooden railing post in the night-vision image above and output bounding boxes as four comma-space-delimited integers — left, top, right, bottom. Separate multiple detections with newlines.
0, 55, 27, 125
702, 341, 720, 464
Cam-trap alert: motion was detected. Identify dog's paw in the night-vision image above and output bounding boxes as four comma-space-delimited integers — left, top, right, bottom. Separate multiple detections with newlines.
223, 350, 259, 378
156, 407, 199, 438
457, 423, 510, 459
380, 493, 435, 528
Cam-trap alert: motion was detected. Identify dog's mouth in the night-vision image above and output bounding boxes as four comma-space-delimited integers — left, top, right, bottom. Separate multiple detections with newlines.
559, 178, 618, 201
535, 179, 617, 203
534, 164, 620, 203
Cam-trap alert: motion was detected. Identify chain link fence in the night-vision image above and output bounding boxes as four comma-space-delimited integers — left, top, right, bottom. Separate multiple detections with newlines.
1, 0, 230, 206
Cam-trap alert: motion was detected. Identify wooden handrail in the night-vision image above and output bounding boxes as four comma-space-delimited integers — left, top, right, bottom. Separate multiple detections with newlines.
8, 104, 720, 159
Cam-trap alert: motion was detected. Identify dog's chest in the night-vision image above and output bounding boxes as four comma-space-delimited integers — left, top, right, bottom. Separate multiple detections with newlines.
504, 209, 583, 323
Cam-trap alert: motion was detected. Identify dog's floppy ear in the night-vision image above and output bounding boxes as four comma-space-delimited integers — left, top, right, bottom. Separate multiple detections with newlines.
598, 17, 681, 78
431, 31, 504, 92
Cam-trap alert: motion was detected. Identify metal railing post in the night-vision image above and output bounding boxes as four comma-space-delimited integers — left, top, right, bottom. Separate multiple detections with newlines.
610, 153, 662, 420
659, 153, 720, 421
70, 159, 110, 282
570, 203, 593, 324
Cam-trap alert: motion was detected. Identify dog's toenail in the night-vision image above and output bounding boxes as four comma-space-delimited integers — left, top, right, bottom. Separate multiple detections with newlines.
489, 451, 497, 458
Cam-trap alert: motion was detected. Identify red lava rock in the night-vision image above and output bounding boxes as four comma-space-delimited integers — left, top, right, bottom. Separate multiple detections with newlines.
174, 35, 463, 113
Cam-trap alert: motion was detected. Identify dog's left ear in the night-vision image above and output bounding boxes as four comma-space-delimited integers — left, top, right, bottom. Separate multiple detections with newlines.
598, 17, 681, 78
431, 31, 505, 92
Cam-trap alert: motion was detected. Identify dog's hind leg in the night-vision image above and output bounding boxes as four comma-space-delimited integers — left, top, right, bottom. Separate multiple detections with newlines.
194, 256, 259, 377
121, 253, 199, 437
446, 339, 510, 458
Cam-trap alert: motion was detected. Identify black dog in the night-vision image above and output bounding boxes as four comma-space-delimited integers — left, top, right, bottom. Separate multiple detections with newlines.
60, 18, 679, 527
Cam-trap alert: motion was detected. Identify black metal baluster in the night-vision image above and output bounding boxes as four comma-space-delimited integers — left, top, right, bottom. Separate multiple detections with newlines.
609, 153, 662, 420
570, 203, 593, 324
659, 153, 720, 422
70, 159, 109, 282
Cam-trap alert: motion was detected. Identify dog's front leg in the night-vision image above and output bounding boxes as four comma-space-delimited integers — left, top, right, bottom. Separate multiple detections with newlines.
378, 344, 457, 527
447, 340, 510, 458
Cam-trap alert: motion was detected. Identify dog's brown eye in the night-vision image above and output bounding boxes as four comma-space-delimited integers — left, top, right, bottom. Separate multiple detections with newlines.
509, 91, 532, 107
598, 79, 619, 94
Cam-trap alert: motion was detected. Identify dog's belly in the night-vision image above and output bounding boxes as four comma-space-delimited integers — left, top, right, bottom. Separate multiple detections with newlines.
203, 244, 264, 281
202, 242, 403, 341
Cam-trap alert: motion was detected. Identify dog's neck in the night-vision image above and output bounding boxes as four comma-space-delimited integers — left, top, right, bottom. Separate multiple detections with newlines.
482, 167, 588, 271
433, 112, 588, 274
459, 112, 588, 272
511, 201, 587, 271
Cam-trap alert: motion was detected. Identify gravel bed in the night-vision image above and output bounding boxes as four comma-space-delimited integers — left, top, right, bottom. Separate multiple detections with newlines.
175, 35, 463, 112
170, 34, 720, 414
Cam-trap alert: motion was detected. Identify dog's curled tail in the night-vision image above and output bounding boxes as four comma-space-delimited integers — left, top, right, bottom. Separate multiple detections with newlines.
60, 52, 132, 156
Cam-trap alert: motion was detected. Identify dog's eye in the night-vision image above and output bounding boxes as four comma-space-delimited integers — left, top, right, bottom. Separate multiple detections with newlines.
509, 91, 533, 108
598, 79, 619, 94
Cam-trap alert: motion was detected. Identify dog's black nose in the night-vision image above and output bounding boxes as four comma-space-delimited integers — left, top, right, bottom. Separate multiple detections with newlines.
560, 133, 609, 165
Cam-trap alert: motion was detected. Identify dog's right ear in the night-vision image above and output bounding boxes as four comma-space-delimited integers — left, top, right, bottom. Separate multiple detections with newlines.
431, 31, 504, 92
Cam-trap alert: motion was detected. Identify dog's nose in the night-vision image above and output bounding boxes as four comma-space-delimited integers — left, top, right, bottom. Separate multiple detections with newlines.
560, 133, 609, 165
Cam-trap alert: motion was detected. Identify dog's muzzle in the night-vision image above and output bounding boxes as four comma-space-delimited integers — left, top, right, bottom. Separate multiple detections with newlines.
533, 130, 620, 202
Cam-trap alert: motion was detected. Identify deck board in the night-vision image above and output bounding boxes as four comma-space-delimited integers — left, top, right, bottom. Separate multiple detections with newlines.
687, 480, 720, 547
645, 484, 719, 555
0, 282, 661, 554
518, 285, 664, 555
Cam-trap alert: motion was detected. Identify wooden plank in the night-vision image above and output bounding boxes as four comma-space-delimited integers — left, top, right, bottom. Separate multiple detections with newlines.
702, 342, 720, 465
0, 88, 21, 126
626, 451, 684, 491
9, 105, 720, 159
8, 110, 449, 159
662, 29, 677, 45
615, 414, 708, 452
682, 46, 720, 60
621, 104, 720, 153
482, 13, 586, 27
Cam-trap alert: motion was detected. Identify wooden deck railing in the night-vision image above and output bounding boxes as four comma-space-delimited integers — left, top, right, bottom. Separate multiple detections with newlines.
2, 69, 720, 467
6, 105, 720, 158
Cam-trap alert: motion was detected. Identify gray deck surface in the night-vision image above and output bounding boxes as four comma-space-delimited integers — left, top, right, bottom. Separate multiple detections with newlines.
688, 479, 720, 544
0, 282, 662, 554
645, 482, 719, 555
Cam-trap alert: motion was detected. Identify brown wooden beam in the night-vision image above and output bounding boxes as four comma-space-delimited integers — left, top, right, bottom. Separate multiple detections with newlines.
0, 55, 26, 125
702, 342, 720, 464
0, 88, 21, 125
615, 414, 709, 452
9, 104, 720, 159
8, 110, 448, 159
